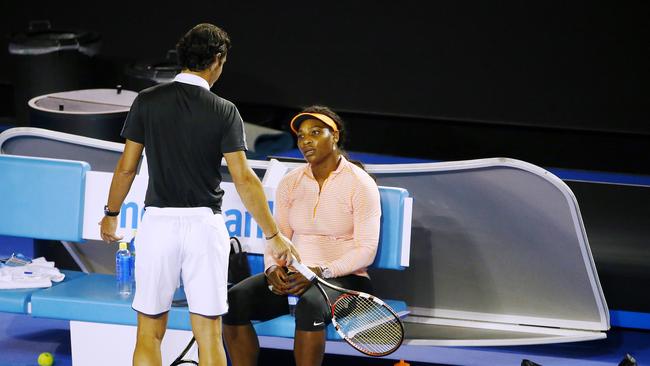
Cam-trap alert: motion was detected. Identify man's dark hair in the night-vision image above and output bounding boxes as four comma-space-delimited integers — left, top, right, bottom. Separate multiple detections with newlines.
176, 23, 231, 72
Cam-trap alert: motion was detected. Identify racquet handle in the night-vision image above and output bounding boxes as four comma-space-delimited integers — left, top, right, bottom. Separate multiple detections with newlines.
289, 255, 317, 281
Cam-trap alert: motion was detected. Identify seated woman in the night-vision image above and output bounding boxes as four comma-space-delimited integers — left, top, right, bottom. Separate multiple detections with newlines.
223, 106, 381, 366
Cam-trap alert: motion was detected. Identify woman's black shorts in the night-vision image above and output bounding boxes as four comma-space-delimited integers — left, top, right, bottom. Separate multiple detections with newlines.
222, 272, 372, 331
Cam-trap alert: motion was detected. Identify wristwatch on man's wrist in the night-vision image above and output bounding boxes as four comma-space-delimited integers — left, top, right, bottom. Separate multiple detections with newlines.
104, 205, 120, 217
319, 266, 333, 279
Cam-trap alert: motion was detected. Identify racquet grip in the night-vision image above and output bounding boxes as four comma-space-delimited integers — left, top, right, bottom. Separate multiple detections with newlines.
290, 255, 317, 281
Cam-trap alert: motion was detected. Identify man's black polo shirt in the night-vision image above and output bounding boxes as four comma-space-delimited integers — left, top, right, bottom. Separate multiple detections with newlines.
121, 73, 247, 214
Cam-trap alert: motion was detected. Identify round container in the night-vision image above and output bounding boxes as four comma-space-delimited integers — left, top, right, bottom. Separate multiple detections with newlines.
8, 21, 102, 125
28, 87, 137, 142
9, 21, 101, 57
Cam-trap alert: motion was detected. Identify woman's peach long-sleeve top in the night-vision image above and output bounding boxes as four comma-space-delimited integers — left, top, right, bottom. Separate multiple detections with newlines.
264, 157, 381, 278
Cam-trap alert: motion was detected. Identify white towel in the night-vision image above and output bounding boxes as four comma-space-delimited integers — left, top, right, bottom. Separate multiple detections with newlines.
0, 257, 66, 290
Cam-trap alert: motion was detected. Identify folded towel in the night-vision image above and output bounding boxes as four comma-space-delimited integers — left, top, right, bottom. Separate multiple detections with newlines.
0, 257, 65, 290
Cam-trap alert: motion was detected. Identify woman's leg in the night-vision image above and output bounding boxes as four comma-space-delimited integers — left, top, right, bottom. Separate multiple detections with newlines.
223, 273, 289, 366
292, 284, 330, 366
223, 323, 260, 366
293, 275, 373, 366
294, 329, 326, 366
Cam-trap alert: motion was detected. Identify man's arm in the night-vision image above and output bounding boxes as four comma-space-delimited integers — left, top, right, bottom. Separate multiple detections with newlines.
99, 139, 144, 242
223, 151, 299, 262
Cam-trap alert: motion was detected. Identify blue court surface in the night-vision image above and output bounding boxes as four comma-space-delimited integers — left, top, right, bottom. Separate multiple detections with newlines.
0, 312, 72, 366
1, 311, 433, 366
1, 310, 649, 366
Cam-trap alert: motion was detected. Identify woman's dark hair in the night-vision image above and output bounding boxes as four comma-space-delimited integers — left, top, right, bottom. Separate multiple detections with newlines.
176, 23, 231, 72
300, 105, 347, 149
300, 105, 370, 173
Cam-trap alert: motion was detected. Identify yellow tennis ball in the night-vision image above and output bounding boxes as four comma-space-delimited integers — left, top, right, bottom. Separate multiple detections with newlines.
37, 352, 54, 366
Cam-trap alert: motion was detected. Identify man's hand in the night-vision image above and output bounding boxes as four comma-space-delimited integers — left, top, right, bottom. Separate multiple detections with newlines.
267, 232, 300, 263
99, 216, 123, 243
265, 266, 290, 295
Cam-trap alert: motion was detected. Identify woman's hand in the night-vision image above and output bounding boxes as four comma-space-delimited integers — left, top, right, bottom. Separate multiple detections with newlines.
265, 266, 290, 295
285, 267, 322, 296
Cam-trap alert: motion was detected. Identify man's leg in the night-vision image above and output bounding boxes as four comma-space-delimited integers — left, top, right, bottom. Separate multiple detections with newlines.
131, 211, 182, 365
223, 323, 260, 366
190, 313, 227, 366
133, 311, 169, 366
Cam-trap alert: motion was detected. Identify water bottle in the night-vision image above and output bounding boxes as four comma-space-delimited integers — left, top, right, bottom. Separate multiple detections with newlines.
287, 294, 299, 316
116, 242, 134, 296
128, 231, 136, 283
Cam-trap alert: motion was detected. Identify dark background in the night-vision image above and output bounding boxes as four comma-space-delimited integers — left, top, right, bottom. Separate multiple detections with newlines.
1, 1, 648, 173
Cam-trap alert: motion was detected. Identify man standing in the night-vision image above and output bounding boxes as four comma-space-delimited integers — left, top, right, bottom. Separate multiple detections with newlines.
99, 23, 298, 366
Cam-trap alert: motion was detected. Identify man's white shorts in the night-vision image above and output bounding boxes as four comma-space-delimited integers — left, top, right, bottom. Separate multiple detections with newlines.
132, 207, 230, 317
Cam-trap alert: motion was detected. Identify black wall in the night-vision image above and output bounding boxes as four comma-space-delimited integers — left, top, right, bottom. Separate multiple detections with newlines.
1, 1, 648, 172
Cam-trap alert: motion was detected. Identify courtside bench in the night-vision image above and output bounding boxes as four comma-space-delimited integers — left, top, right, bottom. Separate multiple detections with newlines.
0, 155, 88, 315
0, 154, 411, 339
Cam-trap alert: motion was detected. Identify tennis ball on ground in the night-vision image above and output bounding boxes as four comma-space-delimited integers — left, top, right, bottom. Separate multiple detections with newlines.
37, 352, 54, 366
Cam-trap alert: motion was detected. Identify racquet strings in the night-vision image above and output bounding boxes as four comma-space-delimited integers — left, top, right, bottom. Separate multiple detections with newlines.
333, 294, 403, 355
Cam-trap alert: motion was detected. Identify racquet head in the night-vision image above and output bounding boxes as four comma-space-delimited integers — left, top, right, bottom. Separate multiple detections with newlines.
331, 293, 404, 357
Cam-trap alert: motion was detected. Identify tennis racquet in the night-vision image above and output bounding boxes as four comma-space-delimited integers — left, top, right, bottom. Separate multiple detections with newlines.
169, 337, 198, 365
289, 256, 404, 357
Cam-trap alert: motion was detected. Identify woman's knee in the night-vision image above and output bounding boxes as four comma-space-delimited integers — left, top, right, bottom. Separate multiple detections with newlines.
294, 289, 329, 330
